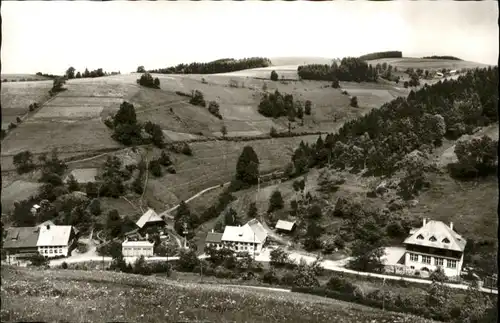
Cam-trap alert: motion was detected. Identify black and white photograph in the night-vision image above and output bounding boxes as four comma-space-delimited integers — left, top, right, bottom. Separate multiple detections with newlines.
0, 1, 498, 322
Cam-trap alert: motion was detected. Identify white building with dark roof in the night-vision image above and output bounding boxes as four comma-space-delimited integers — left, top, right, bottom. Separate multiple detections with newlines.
403, 218, 467, 278
220, 219, 268, 255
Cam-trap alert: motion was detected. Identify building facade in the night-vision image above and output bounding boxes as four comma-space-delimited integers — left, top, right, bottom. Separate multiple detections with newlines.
219, 219, 268, 255
403, 219, 466, 278
122, 240, 154, 257
36, 224, 76, 258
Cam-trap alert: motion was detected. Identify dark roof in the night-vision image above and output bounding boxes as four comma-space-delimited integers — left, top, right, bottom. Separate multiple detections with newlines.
205, 232, 223, 244
3, 227, 40, 249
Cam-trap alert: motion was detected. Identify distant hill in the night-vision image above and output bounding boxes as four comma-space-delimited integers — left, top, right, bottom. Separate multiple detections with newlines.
270, 57, 334, 66
358, 51, 403, 61
1, 74, 53, 82
421, 55, 462, 61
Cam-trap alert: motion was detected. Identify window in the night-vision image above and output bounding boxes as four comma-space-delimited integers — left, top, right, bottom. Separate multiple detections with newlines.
410, 253, 419, 262
429, 236, 437, 242
417, 234, 424, 240
442, 238, 450, 244
447, 259, 457, 269
422, 255, 431, 264
49, 249, 53, 254
435, 257, 444, 266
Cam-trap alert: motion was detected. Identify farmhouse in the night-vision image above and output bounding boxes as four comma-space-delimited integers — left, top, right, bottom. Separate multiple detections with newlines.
136, 208, 166, 233
36, 224, 77, 258
3, 224, 76, 260
65, 168, 98, 184
275, 220, 296, 233
220, 219, 268, 255
205, 230, 223, 250
403, 218, 466, 278
122, 239, 154, 257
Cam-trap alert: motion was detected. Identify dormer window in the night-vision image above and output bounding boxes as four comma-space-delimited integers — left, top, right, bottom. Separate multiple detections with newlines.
442, 238, 450, 243
416, 234, 424, 240
429, 236, 437, 242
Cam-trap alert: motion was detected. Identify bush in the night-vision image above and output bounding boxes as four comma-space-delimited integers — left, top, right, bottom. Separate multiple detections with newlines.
16, 116, 22, 123
8, 122, 17, 130
208, 101, 222, 119
268, 190, 284, 213
189, 90, 206, 107
137, 73, 160, 89
270, 127, 278, 137
61, 261, 68, 269
149, 160, 163, 177
262, 270, 280, 285
350, 96, 358, 108
270, 70, 279, 81
181, 142, 192, 156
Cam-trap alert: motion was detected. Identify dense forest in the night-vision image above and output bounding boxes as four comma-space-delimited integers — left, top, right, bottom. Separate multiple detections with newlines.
290, 66, 499, 178
422, 56, 462, 61
258, 90, 303, 120
297, 57, 379, 82
358, 51, 403, 61
148, 57, 271, 74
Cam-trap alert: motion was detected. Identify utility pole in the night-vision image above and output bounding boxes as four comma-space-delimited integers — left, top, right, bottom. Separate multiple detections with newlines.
382, 277, 386, 311
182, 222, 188, 249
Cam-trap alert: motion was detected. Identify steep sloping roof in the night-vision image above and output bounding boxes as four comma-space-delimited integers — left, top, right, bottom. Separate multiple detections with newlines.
404, 220, 466, 252
275, 220, 296, 231
37, 225, 73, 247
221, 219, 268, 244
246, 219, 268, 242
122, 240, 154, 247
136, 209, 165, 229
3, 227, 40, 249
205, 232, 223, 244
37, 220, 55, 228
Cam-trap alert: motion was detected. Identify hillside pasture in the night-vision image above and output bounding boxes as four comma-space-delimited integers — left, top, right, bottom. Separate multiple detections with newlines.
1, 74, 53, 82
0, 80, 53, 125
1, 266, 435, 323
1, 180, 43, 212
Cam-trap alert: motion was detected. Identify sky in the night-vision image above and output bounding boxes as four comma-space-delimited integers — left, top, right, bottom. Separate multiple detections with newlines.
1, 1, 498, 74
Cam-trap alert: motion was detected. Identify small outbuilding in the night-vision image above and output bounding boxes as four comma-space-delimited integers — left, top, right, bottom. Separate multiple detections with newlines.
275, 220, 296, 233
136, 208, 166, 233
205, 230, 223, 250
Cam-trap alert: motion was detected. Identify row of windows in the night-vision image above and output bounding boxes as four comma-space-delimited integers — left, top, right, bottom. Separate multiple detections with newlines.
39, 246, 65, 249
123, 247, 152, 251
416, 234, 450, 244
409, 253, 457, 268
40, 248, 63, 254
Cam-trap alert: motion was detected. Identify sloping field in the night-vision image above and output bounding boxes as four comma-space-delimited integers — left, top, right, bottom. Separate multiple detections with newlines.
1, 74, 52, 82
366, 57, 491, 71
0, 80, 53, 125
219, 65, 300, 80
1, 266, 434, 323
408, 173, 498, 242
270, 56, 334, 66
1, 180, 43, 212
438, 123, 499, 167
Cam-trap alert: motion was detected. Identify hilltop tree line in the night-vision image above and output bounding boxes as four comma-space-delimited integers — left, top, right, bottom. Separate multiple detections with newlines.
148, 57, 271, 75
422, 55, 462, 61
65, 67, 120, 79
288, 66, 498, 181
358, 51, 403, 61
297, 57, 379, 83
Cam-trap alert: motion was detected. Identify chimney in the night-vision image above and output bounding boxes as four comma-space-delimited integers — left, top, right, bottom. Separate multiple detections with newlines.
423, 218, 426, 226
450, 222, 453, 231
46, 225, 50, 230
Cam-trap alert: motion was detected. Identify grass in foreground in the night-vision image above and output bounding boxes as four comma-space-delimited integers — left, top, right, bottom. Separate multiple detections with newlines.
1, 266, 435, 323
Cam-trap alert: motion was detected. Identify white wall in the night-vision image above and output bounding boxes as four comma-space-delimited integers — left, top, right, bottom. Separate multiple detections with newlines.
405, 251, 462, 277
122, 246, 154, 257
38, 245, 69, 257
221, 241, 263, 255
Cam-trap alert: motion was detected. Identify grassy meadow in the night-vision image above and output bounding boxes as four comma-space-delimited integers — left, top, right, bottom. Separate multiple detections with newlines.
0, 266, 436, 323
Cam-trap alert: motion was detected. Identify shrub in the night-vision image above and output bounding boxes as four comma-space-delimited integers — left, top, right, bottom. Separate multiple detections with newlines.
304, 100, 312, 115
262, 270, 280, 284
16, 116, 22, 123
8, 122, 17, 130
166, 165, 176, 174
208, 101, 222, 119
137, 72, 160, 89
189, 90, 206, 107
270, 127, 278, 137
149, 160, 163, 177
30, 254, 48, 267
270, 70, 279, 81
61, 261, 68, 269
181, 143, 192, 156
268, 190, 284, 213
350, 96, 358, 108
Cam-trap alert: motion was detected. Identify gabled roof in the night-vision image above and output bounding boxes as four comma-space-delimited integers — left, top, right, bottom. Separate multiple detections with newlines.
136, 209, 165, 229
3, 227, 40, 249
37, 225, 73, 247
221, 219, 268, 244
37, 220, 55, 228
404, 220, 466, 252
205, 232, 223, 244
122, 240, 154, 247
275, 220, 296, 231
